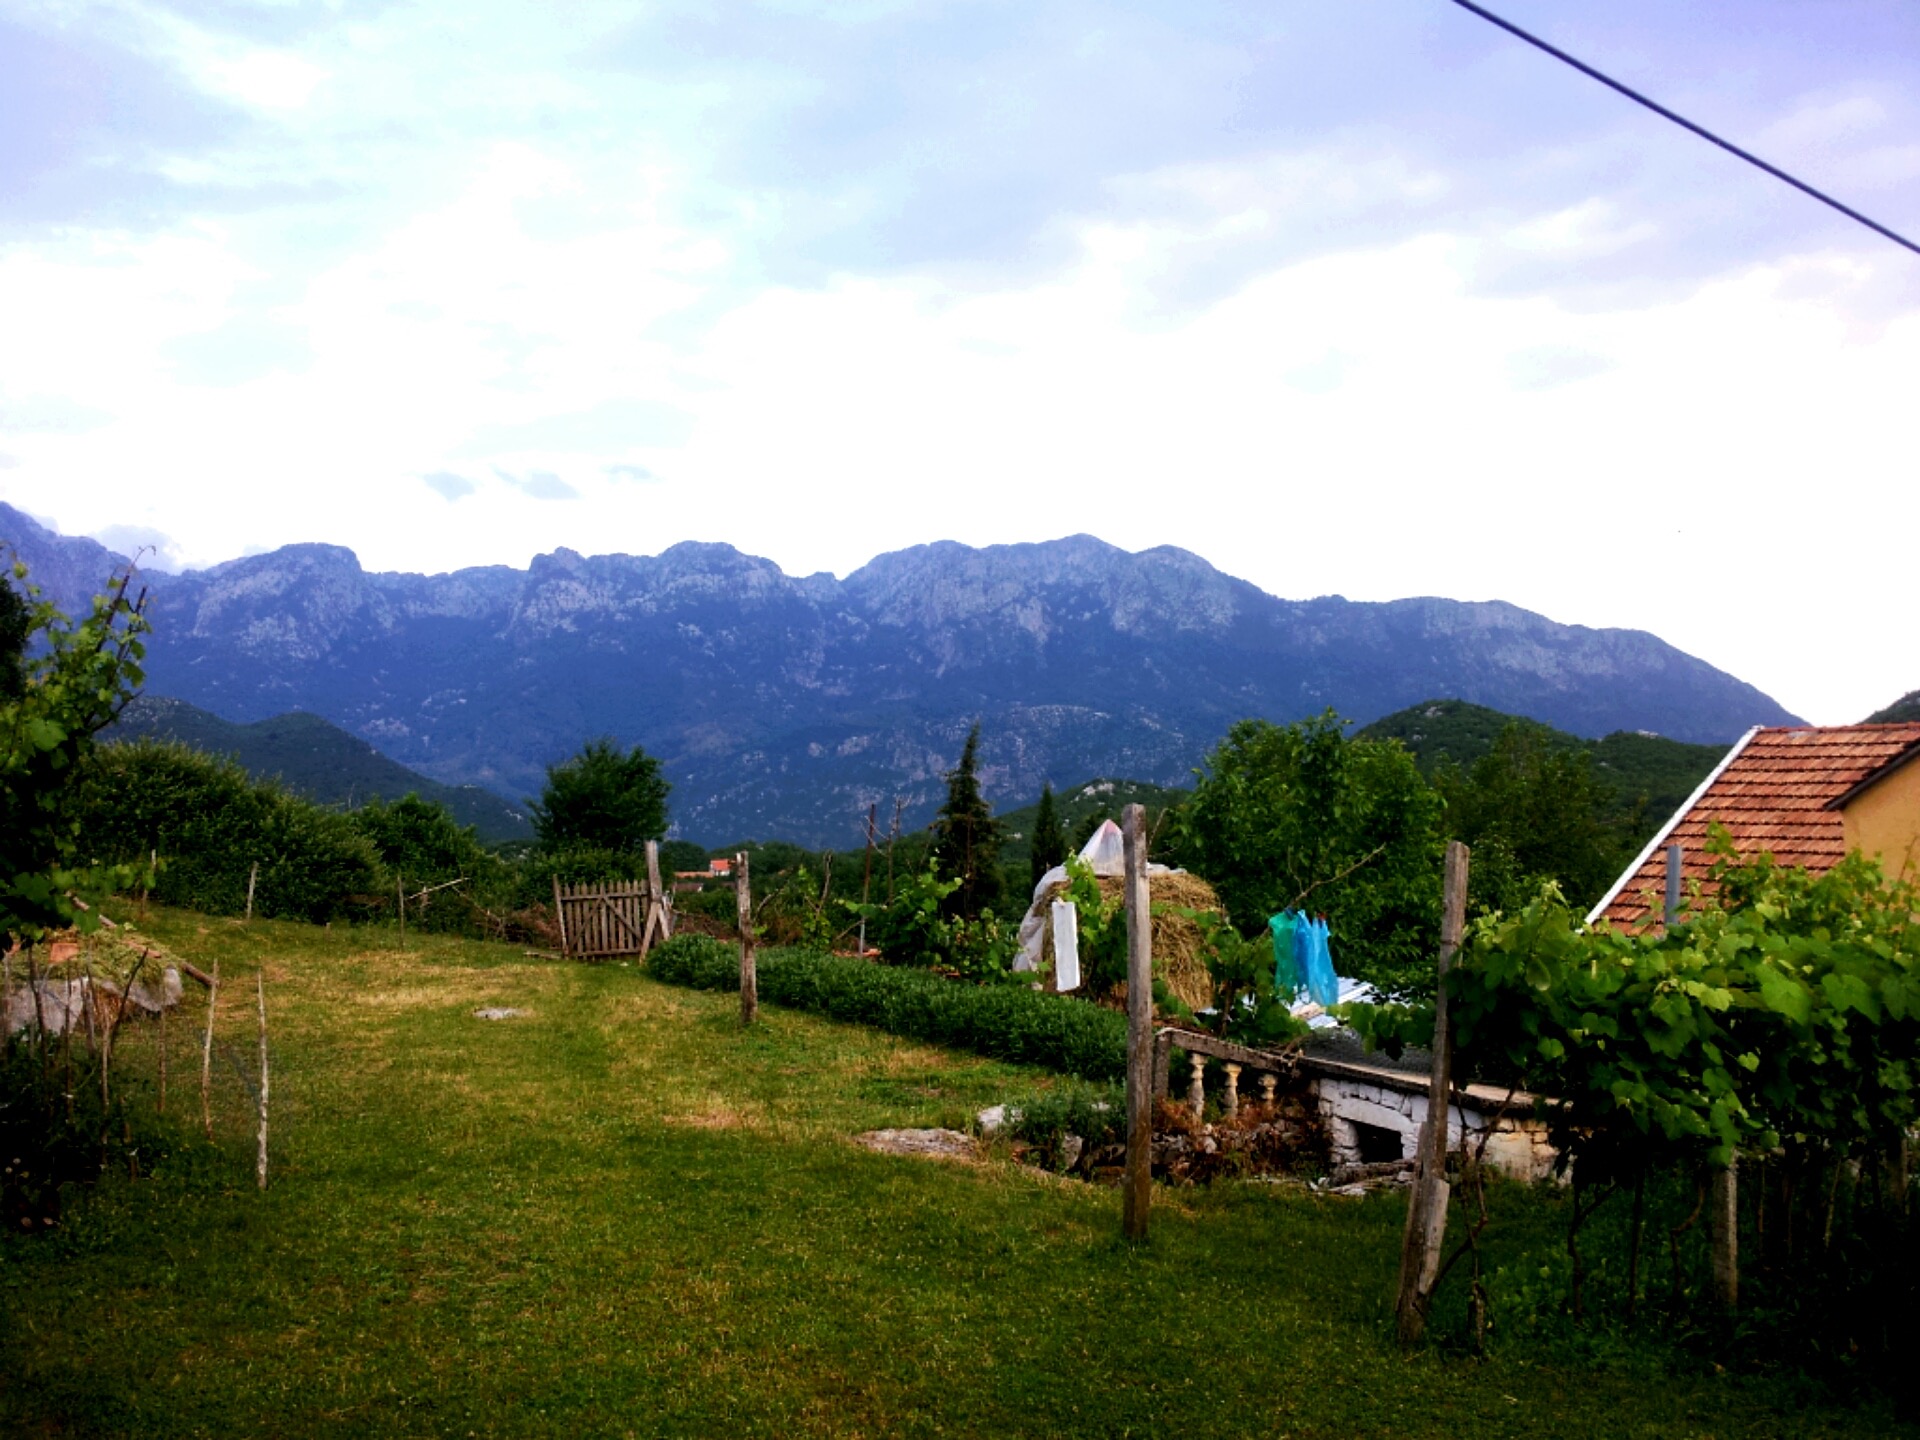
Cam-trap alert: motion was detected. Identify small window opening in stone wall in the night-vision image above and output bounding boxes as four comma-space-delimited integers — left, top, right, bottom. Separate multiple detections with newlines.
1351, 1120, 1405, 1165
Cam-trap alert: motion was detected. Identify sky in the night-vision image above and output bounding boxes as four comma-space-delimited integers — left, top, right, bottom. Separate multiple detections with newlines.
2, 0, 1917, 727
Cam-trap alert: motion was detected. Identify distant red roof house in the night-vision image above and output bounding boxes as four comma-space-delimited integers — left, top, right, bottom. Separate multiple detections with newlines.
1587, 723, 1920, 931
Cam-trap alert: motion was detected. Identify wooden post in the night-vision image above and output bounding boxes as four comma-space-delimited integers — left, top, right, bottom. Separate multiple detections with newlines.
1710, 1160, 1738, 1309
246, 861, 258, 922
201, 959, 219, 1140
255, 970, 270, 1192
551, 875, 567, 958
864, 814, 879, 960
1395, 839, 1470, 1347
737, 852, 757, 1026
646, 840, 672, 944
396, 872, 406, 948
1121, 802, 1154, 1241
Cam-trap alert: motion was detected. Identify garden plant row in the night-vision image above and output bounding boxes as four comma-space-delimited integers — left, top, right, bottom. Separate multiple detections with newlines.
648, 936, 1128, 1081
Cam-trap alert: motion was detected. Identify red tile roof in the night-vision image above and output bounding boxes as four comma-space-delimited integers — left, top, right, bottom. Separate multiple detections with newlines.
1590, 723, 1920, 930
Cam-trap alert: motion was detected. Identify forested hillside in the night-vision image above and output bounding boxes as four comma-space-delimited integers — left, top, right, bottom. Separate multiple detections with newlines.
1868, 690, 1920, 724
1358, 699, 1725, 824
107, 696, 531, 842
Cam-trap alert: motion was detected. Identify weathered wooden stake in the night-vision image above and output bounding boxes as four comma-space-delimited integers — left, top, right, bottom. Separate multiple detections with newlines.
396, 872, 406, 948
1121, 802, 1154, 1241
246, 861, 258, 922
859, 804, 877, 955
1395, 839, 1470, 1347
256, 970, 270, 1191
201, 959, 219, 1140
737, 852, 757, 1026
643, 840, 671, 951
1710, 1160, 1738, 1309
551, 875, 568, 958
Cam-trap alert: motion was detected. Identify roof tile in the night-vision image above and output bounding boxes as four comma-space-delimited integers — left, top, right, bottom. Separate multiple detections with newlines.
1596, 724, 1920, 929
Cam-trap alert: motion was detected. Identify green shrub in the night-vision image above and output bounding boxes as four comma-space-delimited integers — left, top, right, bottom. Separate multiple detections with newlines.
513, 844, 646, 910
72, 739, 383, 923
1004, 1083, 1127, 1169
350, 793, 512, 934
647, 934, 737, 988
647, 937, 1128, 1081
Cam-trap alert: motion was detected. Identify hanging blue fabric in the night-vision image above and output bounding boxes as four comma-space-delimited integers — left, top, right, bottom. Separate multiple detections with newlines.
1304, 916, 1339, 1008
1268, 911, 1300, 996
1291, 911, 1313, 999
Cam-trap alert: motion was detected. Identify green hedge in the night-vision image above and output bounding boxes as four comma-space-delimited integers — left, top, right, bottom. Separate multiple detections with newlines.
648, 937, 1128, 1081
73, 739, 383, 924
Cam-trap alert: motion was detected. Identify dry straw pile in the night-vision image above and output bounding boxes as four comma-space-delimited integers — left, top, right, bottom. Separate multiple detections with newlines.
1033, 870, 1222, 1013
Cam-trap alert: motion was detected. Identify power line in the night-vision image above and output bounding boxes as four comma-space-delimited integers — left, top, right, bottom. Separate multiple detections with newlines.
1445, 0, 1920, 259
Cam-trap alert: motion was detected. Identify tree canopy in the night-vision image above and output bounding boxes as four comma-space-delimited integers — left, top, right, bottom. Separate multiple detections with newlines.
529, 738, 670, 855
1432, 722, 1641, 915
1168, 712, 1442, 998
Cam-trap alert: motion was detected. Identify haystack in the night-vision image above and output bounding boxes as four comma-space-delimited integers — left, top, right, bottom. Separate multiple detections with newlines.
1030, 869, 1222, 1013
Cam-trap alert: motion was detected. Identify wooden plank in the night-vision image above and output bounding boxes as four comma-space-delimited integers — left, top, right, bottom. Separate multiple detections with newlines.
553, 876, 569, 958
1395, 839, 1469, 1347
1157, 1026, 1294, 1073
1122, 803, 1153, 1241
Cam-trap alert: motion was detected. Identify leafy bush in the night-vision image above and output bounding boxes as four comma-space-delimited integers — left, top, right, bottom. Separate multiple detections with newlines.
72, 739, 382, 923
350, 793, 513, 934
647, 937, 1128, 1081
513, 844, 646, 910
1341, 836, 1920, 1378
647, 934, 738, 988
0, 565, 149, 942
1004, 1083, 1126, 1169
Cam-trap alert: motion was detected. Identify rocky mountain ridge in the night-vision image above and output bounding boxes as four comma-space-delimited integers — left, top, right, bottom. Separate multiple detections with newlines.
0, 503, 1801, 845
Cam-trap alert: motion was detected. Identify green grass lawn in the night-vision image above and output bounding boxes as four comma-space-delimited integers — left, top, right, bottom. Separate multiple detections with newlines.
2, 910, 1907, 1439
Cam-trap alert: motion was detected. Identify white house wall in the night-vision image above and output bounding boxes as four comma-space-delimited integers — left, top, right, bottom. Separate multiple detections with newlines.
1311, 1074, 1557, 1183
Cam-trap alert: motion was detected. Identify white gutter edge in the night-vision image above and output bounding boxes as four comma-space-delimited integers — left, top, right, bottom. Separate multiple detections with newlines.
1583, 725, 1765, 928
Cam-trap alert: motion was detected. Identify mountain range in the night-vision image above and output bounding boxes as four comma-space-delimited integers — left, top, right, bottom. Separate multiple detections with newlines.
2, 502, 1801, 846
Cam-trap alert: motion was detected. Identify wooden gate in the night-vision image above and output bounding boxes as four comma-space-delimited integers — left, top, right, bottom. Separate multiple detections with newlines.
551, 845, 673, 960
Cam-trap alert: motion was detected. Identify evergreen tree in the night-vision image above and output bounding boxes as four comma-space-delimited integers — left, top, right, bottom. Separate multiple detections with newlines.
931, 723, 1002, 919
1030, 782, 1067, 888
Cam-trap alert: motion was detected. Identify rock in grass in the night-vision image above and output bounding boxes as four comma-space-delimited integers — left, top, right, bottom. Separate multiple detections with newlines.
855, 1129, 975, 1160
472, 1007, 525, 1021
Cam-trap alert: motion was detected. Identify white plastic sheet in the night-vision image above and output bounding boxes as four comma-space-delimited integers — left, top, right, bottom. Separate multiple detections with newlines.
1050, 899, 1081, 991
1078, 819, 1126, 876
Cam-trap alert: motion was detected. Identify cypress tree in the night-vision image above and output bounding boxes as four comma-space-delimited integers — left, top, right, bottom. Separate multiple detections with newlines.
931, 723, 1002, 920
1030, 782, 1067, 889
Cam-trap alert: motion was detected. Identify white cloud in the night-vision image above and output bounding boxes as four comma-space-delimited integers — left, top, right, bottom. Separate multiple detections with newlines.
2, 2, 1917, 729
423, 472, 477, 502
202, 49, 329, 111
